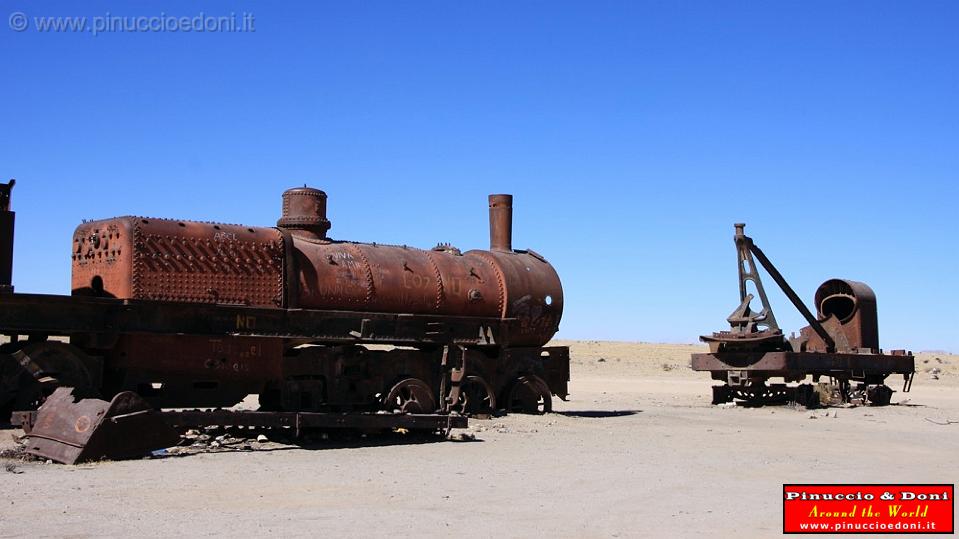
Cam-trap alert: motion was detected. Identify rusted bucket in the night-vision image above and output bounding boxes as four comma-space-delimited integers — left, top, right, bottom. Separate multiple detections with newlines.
24, 387, 180, 464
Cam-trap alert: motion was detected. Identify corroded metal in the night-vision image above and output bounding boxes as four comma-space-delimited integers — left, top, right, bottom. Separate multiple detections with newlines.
0, 183, 568, 442
71, 189, 563, 347
802, 279, 879, 353
691, 223, 914, 407
488, 194, 513, 252
72, 217, 285, 307
24, 387, 179, 464
275, 190, 562, 346
277, 187, 331, 240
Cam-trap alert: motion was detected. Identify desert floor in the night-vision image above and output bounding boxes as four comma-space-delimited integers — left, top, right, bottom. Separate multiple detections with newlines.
1, 340, 956, 538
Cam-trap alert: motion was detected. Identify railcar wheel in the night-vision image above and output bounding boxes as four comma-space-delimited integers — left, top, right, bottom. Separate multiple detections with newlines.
384, 378, 436, 414
450, 375, 496, 416
506, 375, 552, 415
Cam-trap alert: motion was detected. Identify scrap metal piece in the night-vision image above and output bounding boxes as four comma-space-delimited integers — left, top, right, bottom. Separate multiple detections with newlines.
23, 387, 179, 464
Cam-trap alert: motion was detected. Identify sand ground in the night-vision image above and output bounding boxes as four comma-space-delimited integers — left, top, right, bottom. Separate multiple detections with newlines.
1, 340, 956, 538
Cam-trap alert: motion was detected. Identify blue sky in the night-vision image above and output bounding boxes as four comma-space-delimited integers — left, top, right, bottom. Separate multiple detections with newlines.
1, 1, 956, 351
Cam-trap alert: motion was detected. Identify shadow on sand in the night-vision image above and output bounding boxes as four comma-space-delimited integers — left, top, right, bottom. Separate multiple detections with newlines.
555, 410, 641, 418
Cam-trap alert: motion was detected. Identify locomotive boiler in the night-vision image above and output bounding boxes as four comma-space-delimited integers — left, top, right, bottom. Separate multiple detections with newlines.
1, 183, 570, 431
72, 188, 562, 346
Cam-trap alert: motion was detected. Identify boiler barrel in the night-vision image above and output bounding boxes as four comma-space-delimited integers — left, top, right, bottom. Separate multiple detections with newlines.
70, 187, 565, 347
288, 238, 563, 346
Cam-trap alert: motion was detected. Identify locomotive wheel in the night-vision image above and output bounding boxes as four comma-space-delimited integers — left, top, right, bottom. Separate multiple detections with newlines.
506, 375, 552, 415
0, 342, 96, 418
384, 378, 436, 414
450, 375, 496, 416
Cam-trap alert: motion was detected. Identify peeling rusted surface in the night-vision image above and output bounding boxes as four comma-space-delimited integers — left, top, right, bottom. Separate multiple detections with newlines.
0, 184, 568, 439
276, 186, 331, 240
488, 194, 513, 252
277, 188, 563, 346
71, 189, 563, 347
24, 387, 179, 464
72, 217, 285, 307
287, 241, 561, 346
802, 279, 879, 353
691, 223, 914, 407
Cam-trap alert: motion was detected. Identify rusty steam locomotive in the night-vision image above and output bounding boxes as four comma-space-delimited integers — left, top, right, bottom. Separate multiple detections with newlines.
0, 181, 569, 430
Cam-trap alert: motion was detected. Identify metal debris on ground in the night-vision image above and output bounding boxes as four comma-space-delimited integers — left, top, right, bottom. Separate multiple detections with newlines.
22, 387, 179, 465
924, 418, 959, 426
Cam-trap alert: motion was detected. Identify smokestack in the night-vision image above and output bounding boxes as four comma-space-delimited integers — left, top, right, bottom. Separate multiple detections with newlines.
488, 194, 513, 252
277, 186, 331, 240
0, 179, 14, 293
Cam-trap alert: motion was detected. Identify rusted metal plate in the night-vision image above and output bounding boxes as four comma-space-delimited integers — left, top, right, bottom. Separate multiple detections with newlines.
288, 240, 562, 346
103, 334, 284, 408
23, 387, 179, 464
292, 239, 504, 318
469, 249, 563, 346
802, 279, 879, 353
72, 217, 285, 307
9, 410, 35, 433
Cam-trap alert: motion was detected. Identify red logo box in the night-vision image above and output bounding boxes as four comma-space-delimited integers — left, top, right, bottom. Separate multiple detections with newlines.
783, 484, 954, 534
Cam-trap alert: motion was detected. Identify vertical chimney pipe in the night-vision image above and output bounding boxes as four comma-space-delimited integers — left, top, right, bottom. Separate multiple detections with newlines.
488, 194, 513, 252
0, 180, 15, 293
